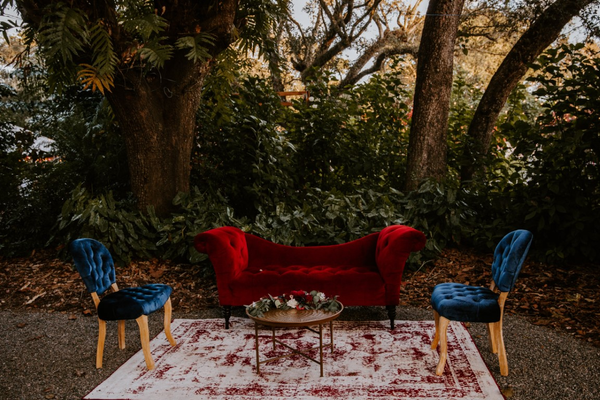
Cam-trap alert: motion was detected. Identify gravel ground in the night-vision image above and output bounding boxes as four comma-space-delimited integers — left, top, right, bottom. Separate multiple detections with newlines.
1, 306, 599, 400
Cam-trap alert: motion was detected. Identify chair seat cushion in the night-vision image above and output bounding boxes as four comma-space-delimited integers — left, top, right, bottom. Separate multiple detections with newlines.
430, 283, 501, 323
97, 284, 172, 321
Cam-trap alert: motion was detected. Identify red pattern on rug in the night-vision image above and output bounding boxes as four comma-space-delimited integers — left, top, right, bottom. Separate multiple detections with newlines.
85, 318, 503, 400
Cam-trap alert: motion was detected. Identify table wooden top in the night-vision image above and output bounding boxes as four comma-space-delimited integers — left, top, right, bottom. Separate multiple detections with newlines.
246, 305, 344, 328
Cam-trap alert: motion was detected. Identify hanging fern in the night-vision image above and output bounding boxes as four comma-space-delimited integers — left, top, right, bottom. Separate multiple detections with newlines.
137, 38, 174, 69
175, 33, 215, 62
77, 64, 115, 94
121, 13, 169, 41
38, 5, 88, 64
89, 21, 119, 76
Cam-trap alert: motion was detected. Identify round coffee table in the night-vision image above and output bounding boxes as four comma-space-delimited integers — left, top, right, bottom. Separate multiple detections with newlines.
246, 305, 344, 377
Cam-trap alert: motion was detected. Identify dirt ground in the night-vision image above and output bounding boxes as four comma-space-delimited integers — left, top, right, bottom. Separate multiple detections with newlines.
1, 246, 599, 348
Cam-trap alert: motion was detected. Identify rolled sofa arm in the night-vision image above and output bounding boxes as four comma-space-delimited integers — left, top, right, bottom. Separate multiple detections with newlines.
193, 227, 249, 299
375, 225, 427, 290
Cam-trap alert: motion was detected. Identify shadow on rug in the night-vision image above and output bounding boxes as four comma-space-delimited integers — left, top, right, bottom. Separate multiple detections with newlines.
85, 317, 502, 400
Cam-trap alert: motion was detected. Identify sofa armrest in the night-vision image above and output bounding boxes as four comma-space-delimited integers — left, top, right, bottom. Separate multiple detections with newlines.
194, 226, 249, 285
375, 225, 427, 284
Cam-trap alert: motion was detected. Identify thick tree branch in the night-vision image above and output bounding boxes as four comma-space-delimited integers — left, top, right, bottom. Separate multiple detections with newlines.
461, 0, 598, 183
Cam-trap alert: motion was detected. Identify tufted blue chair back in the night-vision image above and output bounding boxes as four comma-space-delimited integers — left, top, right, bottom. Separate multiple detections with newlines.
491, 230, 533, 292
70, 238, 116, 295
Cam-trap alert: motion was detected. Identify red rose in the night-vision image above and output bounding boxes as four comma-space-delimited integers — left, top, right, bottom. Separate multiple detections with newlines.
306, 294, 313, 303
290, 290, 305, 297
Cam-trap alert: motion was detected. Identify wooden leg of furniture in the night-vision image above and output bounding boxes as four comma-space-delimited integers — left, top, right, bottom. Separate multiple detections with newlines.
136, 315, 155, 370
96, 319, 106, 369
431, 310, 440, 350
223, 306, 232, 329
386, 305, 396, 330
163, 298, 176, 346
435, 317, 450, 376
495, 321, 508, 376
319, 324, 324, 377
487, 322, 498, 353
254, 324, 260, 374
118, 320, 126, 350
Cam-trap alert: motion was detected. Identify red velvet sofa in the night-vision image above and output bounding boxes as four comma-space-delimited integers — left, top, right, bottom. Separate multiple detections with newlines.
193, 225, 426, 329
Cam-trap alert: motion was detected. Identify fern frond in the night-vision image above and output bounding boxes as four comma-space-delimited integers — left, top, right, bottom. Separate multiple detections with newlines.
137, 39, 173, 69
39, 6, 88, 64
122, 13, 168, 40
175, 33, 215, 62
77, 63, 114, 95
89, 22, 119, 76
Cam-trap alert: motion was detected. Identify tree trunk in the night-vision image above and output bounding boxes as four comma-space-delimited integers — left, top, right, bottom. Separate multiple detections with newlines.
460, 0, 596, 184
106, 53, 211, 216
405, 0, 465, 191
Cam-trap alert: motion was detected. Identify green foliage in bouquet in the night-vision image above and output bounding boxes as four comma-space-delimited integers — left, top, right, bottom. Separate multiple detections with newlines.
246, 290, 342, 318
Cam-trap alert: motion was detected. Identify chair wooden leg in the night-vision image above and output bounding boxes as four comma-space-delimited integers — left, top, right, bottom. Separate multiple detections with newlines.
487, 322, 498, 353
495, 321, 508, 376
96, 319, 106, 369
118, 320, 126, 350
435, 317, 450, 376
431, 310, 440, 349
163, 298, 176, 346
136, 315, 155, 370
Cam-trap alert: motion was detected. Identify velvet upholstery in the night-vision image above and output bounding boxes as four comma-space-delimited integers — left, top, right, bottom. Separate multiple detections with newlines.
429, 229, 533, 376
430, 229, 533, 322
491, 230, 533, 292
430, 283, 501, 323
97, 285, 172, 320
70, 238, 116, 295
69, 238, 176, 369
194, 225, 426, 328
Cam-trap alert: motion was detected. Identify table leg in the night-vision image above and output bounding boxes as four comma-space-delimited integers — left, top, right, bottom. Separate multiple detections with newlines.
319, 324, 324, 377
330, 320, 334, 351
254, 323, 260, 374
272, 327, 276, 350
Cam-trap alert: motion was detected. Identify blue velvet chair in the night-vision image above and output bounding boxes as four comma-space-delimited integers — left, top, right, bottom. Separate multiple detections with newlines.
430, 230, 533, 376
70, 238, 176, 370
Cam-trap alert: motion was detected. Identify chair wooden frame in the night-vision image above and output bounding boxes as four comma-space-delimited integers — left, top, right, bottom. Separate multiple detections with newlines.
90, 283, 177, 370
431, 281, 510, 376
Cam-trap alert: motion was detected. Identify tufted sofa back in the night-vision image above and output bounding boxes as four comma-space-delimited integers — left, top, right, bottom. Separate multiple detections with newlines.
491, 230, 533, 292
245, 232, 380, 269
70, 238, 116, 295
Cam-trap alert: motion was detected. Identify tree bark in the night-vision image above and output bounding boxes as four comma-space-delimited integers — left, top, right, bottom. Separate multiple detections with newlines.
405, 0, 465, 191
460, 0, 596, 183
106, 53, 211, 216
14, 0, 241, 217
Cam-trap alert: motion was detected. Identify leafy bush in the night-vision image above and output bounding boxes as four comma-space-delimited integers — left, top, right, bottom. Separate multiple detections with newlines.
470, 43, 600, 262
282, 72, 411, 192
193, 76, 296, 219
0, 59, 128, 256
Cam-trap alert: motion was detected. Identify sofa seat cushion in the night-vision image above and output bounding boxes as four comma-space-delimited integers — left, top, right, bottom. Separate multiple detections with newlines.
229, 264, 386, 306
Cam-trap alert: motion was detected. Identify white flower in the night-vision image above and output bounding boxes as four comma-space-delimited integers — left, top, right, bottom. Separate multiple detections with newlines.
287, 298, 299, 308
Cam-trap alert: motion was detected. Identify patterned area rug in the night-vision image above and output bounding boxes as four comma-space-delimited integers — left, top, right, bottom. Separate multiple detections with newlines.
85, 317, 503, 400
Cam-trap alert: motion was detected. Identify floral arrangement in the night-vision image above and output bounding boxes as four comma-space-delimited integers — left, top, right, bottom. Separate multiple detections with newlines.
246, 290, 341, 318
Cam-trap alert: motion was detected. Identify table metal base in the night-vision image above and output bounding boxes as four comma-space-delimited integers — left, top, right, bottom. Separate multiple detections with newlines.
252, 320, 335, 377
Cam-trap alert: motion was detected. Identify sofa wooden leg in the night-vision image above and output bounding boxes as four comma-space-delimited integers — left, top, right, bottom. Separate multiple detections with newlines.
386, 305, 396, 330
223, 306, 232, 329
